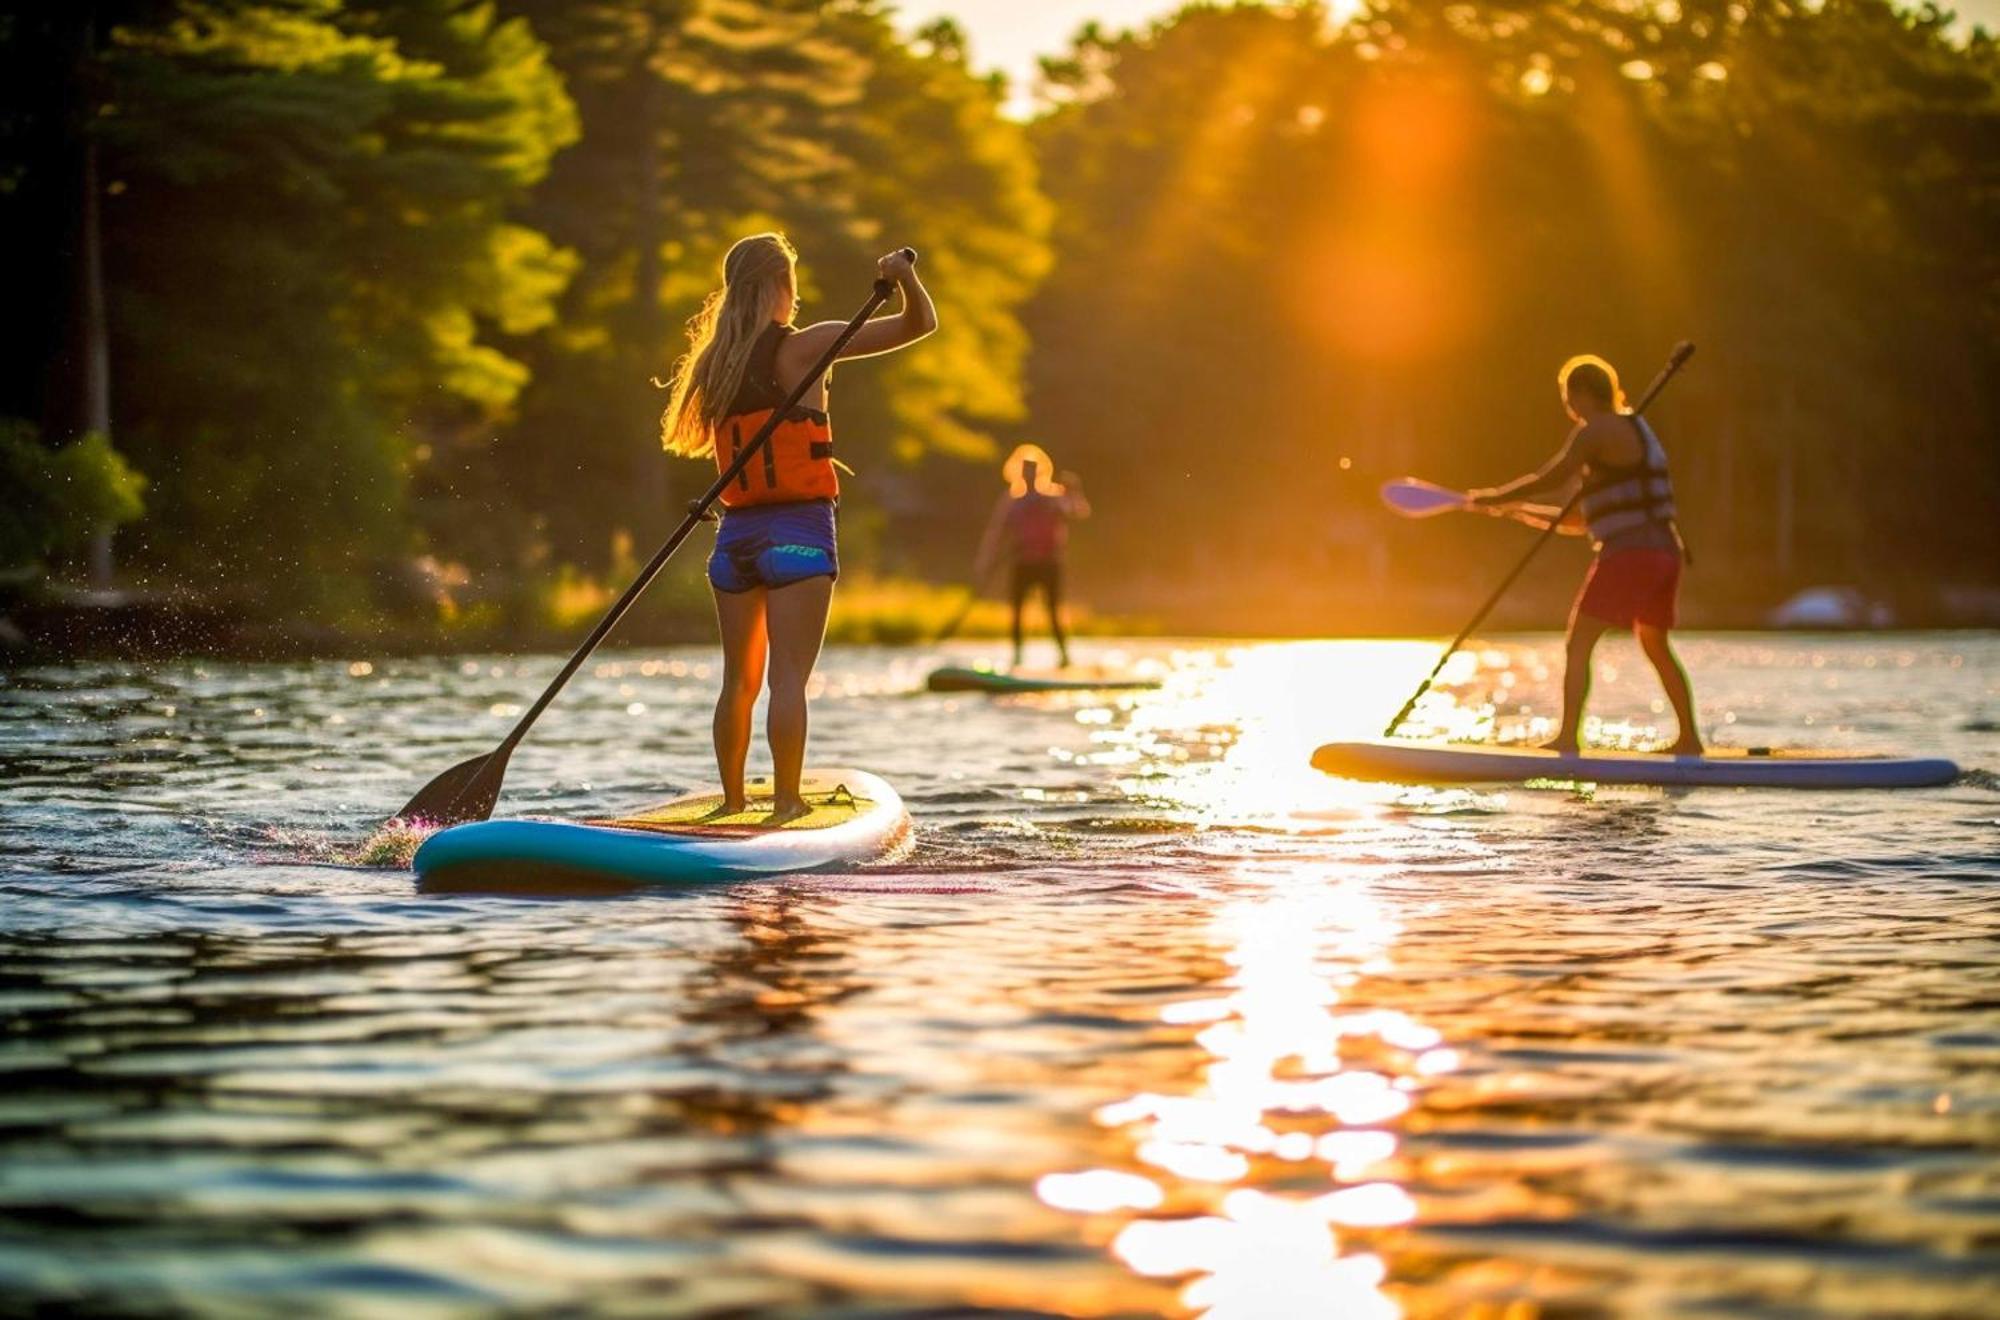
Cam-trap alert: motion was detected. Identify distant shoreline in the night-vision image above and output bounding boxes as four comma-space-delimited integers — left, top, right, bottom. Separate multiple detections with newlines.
6, 587, 1997, 665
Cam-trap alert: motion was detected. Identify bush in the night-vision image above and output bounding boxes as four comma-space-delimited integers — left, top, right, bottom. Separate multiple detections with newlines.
0, 421, 147, 572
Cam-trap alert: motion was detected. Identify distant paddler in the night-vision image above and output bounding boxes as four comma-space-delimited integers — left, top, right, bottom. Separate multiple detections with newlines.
975, 444, 1089, 670
1466, 355, 1702, 755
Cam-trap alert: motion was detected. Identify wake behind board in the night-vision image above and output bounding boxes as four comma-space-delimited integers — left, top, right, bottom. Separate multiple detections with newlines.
926, 664, 1161, 694
413, 768, 910, 893
1312, 740, 1958, 789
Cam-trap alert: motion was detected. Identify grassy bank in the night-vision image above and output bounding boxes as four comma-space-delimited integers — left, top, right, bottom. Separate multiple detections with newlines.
0, 569, 1131, 661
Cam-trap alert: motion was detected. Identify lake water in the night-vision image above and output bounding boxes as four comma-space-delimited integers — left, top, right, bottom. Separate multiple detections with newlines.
3, 634, 1997, 1317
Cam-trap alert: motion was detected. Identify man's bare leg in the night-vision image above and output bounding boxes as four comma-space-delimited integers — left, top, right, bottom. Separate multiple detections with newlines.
1544, 615, 1613, 754
1635, 622, 1703, 755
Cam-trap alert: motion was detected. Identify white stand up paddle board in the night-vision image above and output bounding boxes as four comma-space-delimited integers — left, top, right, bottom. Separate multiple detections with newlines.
414, 768, 911, 892
1312, 740, 1959, 789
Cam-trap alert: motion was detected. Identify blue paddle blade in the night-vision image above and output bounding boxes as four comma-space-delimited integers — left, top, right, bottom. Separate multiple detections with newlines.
1380, 478, 1468, 517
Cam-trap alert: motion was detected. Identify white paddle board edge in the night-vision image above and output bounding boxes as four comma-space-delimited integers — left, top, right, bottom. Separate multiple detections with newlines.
414, 768, 911, 891
1311, 740, 1960, 789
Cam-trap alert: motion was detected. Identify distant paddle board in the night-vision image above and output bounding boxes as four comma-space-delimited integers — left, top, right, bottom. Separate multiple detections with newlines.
925, 665, 1162, 694
1312, 740, 1959, 789
414, 768, 911, 892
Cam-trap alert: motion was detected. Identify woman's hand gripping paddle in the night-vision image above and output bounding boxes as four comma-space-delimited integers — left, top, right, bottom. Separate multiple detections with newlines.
392, 251, 918, 829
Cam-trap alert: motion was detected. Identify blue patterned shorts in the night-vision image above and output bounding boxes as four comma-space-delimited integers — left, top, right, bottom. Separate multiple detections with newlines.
707, 501, 838, 594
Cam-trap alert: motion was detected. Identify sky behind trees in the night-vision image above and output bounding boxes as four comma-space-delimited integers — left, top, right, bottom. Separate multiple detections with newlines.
899, 0, 2000, 112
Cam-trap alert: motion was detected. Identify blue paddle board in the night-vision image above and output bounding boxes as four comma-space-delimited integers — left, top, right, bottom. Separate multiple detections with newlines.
414, 768, 911, 892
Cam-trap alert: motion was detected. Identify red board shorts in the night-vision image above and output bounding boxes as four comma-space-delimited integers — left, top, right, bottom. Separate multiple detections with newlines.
1575, 548, 1681, 629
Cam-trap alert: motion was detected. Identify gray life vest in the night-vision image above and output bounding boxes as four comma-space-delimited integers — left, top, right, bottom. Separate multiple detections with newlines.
1580, 415, 1678, 552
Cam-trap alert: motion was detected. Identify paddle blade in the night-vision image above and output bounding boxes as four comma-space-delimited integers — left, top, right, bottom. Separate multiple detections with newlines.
393, 748, 510, 827
1380, 478, 1468, 518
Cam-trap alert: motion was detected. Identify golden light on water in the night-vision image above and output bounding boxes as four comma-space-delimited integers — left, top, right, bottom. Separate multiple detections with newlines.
1037, 859, 1440, 1310
1040, 865, 1445, 1313
1025, 641, 1533, 1314
1112, 640, 1488, 824
1036, 1169, 1165, 1214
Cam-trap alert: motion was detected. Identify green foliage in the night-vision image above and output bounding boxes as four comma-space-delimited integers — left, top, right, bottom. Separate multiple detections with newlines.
1025, 1, 2000, 611
84, 0, 576, 612
7, 0, 1992, 640
0, 423, 147, 570
477, 0, 1048, 576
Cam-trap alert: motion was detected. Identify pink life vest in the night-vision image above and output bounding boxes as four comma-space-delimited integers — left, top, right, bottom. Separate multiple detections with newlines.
1006, 491, 1068, 564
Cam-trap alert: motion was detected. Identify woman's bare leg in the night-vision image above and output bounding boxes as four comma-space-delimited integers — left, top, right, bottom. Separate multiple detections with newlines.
1635, 623, 1703, 754
1009, 564, 1027, 668
712, 587, 769, 812
1044, 569, 1071, 668
762, 575, 834, 819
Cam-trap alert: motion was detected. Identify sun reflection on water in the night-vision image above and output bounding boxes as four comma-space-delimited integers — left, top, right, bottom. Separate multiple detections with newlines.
1037, 863, 1451, 1318
1028, 642, 1504, 1315
1102, 641, 1499, 825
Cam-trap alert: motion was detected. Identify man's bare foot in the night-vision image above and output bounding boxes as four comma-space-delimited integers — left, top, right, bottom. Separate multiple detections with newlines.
1538, 738, 1581, 755
1665, 736, 1704, 756
764, 798, 812, 826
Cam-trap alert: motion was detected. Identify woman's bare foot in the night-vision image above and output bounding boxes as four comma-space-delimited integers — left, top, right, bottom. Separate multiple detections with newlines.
764, 798, 812, 826
700, 800, 748, 822
1665, 736, 1704, 756
1538, 738, 1581, 755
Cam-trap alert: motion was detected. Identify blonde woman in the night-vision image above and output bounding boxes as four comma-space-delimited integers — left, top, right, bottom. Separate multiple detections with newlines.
661, 234, 935, 820
975, 444, 1089, 669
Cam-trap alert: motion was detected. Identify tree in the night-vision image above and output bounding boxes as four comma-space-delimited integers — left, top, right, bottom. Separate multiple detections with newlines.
485, 0, 1048, 577
1021, 0, 2000, 624
29, 0, 576, 614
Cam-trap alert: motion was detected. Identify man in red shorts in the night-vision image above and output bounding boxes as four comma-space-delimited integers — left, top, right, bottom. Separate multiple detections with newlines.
1468, 355, 1702, 755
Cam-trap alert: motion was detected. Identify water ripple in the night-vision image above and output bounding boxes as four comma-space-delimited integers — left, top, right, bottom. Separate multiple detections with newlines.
2, 636, 1997, 1315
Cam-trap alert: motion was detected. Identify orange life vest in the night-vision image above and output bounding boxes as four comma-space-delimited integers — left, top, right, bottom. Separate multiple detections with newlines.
715, 323, 839, 508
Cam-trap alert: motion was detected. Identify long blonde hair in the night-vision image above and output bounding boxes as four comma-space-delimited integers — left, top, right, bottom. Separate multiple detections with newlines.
1002, 443, 1065, 497
659, 233, 798, 458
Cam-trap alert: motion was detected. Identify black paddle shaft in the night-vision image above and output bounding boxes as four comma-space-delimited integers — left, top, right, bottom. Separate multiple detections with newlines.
395, 251, 916, 826
1381, 341, 1695, 739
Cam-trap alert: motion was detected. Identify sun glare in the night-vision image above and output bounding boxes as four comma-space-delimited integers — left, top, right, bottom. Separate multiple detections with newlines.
1303, 73, 1486, 364
1038, 866, 1442, 1316
1112, 640, 1483, 825
1018, 639, 1526, 1311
